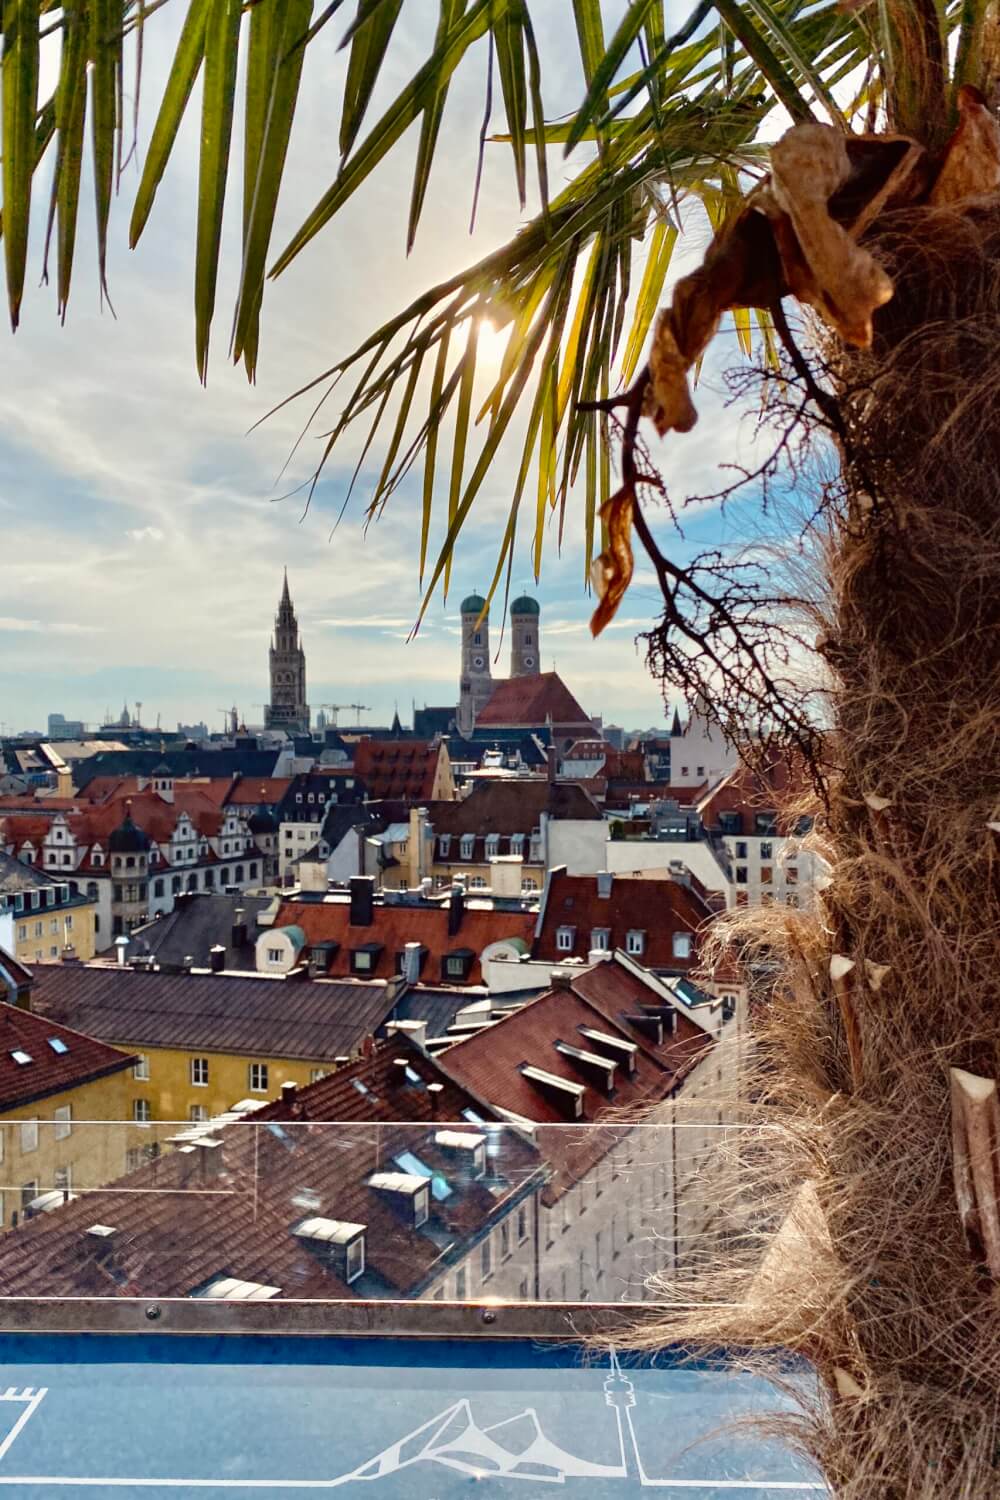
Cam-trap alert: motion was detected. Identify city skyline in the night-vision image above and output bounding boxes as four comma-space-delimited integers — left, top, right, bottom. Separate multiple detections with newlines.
0, 12, 761, 739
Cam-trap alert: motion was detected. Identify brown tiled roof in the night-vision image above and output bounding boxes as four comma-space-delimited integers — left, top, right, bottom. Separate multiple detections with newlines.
476, 672, 592, 729
427, 780, 602, 852
533, 870, 713, 971
252, 1032, 497, 1126
28, 964, 398, 1062
441, 968, 711, 1200
0, 1003, 135, 1113
351, 740, 440, 801
697, 757, 809, 837
274, 898, 537, 986
0, 1036, 541, 1299
224, 778, 293, 807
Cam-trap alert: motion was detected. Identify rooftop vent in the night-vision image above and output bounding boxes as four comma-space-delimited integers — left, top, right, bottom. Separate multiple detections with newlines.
368, 1172, 431, 1227
554, 1040, 617, 1093
198, 1276, 281, 1301
578, 1025, 639, 1074
520, 1064, 585, 1118
294, 1217, 366, 1283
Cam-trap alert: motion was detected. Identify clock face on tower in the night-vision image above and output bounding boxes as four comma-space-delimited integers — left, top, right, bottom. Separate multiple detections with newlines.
472, 654, 486, 671
523, 654, 536, 669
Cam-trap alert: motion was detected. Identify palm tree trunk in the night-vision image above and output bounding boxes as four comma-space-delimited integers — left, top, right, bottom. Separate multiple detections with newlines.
805, 198, 1000, 1496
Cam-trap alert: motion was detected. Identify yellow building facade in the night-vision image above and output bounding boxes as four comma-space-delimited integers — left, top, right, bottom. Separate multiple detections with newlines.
12, 897, 99, 965
0, 1056, 138, 1231
122, 1042, 335, 1131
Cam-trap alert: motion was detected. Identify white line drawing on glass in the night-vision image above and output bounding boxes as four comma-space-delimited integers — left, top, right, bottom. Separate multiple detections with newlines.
0, 1351, 825, 1491
0, 1387, 48, 1464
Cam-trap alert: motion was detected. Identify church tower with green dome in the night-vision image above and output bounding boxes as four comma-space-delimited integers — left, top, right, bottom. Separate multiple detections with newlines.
509, 594, 541, 678
458, 593, 493, 734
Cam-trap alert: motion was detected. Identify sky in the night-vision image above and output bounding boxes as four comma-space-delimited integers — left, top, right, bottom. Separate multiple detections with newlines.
0, 5, 771, 737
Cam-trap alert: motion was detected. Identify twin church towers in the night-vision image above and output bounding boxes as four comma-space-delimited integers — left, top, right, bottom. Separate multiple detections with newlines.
458, 591, 541, 735
264, 573, 540, 738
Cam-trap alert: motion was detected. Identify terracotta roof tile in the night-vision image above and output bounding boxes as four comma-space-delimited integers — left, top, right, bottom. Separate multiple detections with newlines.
0, 1003, 135, 1113
534, 870, 713, 971
274, 897, 537, 986
476, 672, 593, 729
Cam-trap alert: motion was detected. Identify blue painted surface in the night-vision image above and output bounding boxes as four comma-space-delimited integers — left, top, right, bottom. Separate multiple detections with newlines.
0, 1335, 824, 1497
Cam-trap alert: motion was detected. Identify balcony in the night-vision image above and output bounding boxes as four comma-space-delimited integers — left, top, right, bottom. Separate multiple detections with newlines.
0, 1119, 823, 1495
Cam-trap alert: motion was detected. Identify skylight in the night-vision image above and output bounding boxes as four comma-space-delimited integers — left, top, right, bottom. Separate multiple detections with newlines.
393, 1149, 452, 1201
351, 1078, 371, 1097
47, 1037, 69, 1055
10, 1050, 32, 1066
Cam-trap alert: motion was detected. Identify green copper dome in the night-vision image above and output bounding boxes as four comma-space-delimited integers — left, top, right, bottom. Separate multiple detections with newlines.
460, 592, 488, 615
510, 594, 540, 615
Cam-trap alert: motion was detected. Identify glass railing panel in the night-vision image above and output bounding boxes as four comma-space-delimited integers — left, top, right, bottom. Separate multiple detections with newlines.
0, 1119, 756, 1307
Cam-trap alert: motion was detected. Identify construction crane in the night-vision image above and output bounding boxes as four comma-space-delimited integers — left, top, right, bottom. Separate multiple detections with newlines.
348, 703, 371, 725
319, 703, 351, 728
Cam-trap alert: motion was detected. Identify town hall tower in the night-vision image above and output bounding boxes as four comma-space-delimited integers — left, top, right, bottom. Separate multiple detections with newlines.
265, 571, 310, 733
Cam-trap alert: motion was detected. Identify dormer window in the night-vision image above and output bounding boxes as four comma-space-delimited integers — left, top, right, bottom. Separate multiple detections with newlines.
443, 948, 474, 981
626, 929, 646, 956
485, 834, 499, 858
459, 834, 475, 860
556, 925, 575, 952
368, 1172, 431, 1227
510, 833, 525, 854
293, 1218, 366, 1283
438, 834, 451, 858
672, 932, 693, 959
590, 928, 611, 953
350, 943, 383, 975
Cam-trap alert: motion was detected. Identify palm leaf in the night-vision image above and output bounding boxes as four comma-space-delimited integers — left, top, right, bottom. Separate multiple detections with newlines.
338, 0, 403, 159
195, 0, 242, 380
2, 0, 40, 329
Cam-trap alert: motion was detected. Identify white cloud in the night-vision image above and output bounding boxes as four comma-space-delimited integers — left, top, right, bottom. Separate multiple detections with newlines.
0, 618, 104, 635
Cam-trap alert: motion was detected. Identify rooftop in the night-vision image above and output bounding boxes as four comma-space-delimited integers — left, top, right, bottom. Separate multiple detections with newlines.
28, 964, 401, 1063
0, 998, 136, 1113
476, 673, 593, 730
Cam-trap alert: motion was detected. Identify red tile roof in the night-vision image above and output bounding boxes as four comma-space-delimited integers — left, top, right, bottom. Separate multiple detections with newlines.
0, 1003, 135, 1112
440, 966, 712, 1199
697, 756, 810, 837
224, 778, 293, 807
476, 672, 593, 729
0, 1035, 541, 1299
534, 870, 713, 971
427, 779, 602, 846
274, 897, 537, 985
351, 740, 441, 801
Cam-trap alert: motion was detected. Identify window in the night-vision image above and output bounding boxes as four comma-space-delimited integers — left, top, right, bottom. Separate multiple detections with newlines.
755, 811, 778, 836
133, 1099, 151, 1124
625, 929, 645, 956
438, 834, 451, 858
459, 834, 475, 860
133, 1054, 150, 1080
53, 1166, 71, 1194
517, 1203, 529, 1242
189, 1105, 209, 1123
500, 1220, 511, 1260
735, 866, 748, 884
481, 1236, 492, 1280
346, 1237, 365, 1284
680, 765, 689, 777
310, 1069, 327, 1084
594, 1230, 603, 1276
190, 1057, 209, 1087
20, 1119, 38, 1153
521, 876, 538, 892
53, 1105, 71, 1141
760, 841, 773, 860
21, 1181, 38, 1214
266, 947, 282, 964
49, 946, 59, 958
590, 927, 611, 952
413, 1185, 430, 1228
485, 834, 499, 858
50, 917, 59, 935
786, 865, 799, 885
760, 866, 773, 885
17, 924, 26, 941
249, 1063, 269, 1093
735, 841, 748, 859
33, 921, 43, 938
153, 879, 164, 898
455, 1265, 467, 1299
468, 875, 487, 890
672, 933, 693, 960
556, 925, 575, 952
126, 1148, 145, 1173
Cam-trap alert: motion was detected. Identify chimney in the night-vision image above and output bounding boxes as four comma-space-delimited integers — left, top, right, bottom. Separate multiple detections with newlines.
668, 859, 690, 887
420, 876, 433, 899
448, 883, 465, 937
197, 1138, 223, 1178
427, 1080, 445, 1117
280, 1081, 297, 1106
401, 942, 424, 983
588, 948, 610, 965
231, 908, 248, 949
408, 806, 428, 888
61, 944, 78, 963
209, 944, 225, 973
550, 969, 573, 990
349, 876, 375, 927
114, 936, 129, 967
596, 871, 613, 899
546, 744, 557, 783
181, 954, 194, 973
388, 1018, 428, 1051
